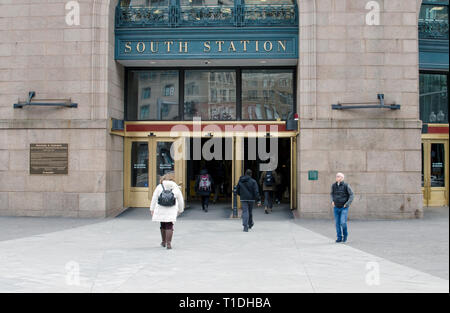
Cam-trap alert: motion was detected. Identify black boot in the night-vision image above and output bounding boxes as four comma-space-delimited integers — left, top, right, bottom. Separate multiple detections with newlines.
166, 229, 173, 249
160, 228, 166, 247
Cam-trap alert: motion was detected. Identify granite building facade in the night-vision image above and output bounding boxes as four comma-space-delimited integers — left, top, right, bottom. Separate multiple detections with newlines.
0, 0, 447, 218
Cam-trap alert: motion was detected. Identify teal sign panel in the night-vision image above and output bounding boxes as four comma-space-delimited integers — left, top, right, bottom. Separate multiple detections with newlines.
115, 29, 298, 60
308, 170, 318, 181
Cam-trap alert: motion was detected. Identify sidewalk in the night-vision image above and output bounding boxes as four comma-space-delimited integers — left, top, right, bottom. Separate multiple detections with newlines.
0, 205, 448, 293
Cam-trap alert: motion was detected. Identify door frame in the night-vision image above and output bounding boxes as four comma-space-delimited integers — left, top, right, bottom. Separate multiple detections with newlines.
124, 132, 299, 210
124, 137, 150, 208
232, 135, 297, 212
148, 136, 187, 201
422, 137, 449, 207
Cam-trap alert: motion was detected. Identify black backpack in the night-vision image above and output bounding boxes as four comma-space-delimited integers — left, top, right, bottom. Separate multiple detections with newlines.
158, 183, 176, 207
264, 171, 275, 186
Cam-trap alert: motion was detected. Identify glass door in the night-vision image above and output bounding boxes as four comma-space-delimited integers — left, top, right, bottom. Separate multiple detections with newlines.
125, 138, 150, 208
422, 139, 449, 207
148, 137, 186, 201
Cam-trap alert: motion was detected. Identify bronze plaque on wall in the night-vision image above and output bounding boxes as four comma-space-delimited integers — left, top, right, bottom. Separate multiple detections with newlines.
30, 144, 68, 175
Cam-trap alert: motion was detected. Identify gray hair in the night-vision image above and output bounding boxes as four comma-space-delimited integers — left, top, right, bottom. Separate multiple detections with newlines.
336, 172, 345, 179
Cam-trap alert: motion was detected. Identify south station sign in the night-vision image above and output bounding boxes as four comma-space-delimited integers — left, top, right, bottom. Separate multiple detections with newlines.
126, 40, 288, 54
115, 35, 298, 60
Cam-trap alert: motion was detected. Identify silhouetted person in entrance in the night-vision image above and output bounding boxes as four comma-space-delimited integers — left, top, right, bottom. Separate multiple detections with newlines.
195, 168, 213, 212
212, 162, 225, 204
236, 169, 261, 232
259, 169, 280, 214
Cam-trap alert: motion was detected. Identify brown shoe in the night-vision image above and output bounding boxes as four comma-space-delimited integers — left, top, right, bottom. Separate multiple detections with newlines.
165, 229, 173, 250
160, 229, 166, 247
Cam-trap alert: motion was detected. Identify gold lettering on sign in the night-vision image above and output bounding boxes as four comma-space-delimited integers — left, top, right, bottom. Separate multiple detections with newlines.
164, 41, 174, 53
137, 42, 146, 53
255, 40, 259, 52
125, 42, 132, 53
150, 41, 159, 53
264, 41, 273, 52
240, 40, 250, 52
179, 41, 188, 53
228, 41, 236, 52
216, 41, 224, 52
204, 41, 211, 52
277, 40, 287, 52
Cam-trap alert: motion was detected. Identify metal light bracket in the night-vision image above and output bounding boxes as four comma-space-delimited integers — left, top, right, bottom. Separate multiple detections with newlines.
332, 94, 400, 110
14, 91, 78, 109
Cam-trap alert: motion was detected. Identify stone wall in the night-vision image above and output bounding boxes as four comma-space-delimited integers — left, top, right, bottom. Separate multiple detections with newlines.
0, 0, 424, 219
0, 0, 124, 218
297, 0, 423, 219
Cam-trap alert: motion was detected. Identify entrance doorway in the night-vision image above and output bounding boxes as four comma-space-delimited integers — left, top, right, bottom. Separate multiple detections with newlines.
422, 139, 449, 206
242, 137, 292, 206
186, 137, 233, 206
124, 135, 297, 211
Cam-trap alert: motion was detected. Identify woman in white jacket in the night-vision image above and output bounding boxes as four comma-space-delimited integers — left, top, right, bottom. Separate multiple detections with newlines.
150, 172, 184, 250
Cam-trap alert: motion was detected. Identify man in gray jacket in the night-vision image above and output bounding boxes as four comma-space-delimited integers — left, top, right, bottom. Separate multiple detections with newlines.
330, 172, 354, 243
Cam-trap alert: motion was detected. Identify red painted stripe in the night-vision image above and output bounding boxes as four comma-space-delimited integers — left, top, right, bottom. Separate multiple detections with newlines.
428, 126, 449, 134
126, 123, 288, 132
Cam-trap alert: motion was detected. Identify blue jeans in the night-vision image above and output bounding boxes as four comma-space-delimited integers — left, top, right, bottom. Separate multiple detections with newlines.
264, 191, 274, 209
333, 206, 349, 240
241, 201, 254, 228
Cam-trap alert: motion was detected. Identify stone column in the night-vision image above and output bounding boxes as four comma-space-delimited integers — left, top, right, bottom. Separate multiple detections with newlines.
297, 0, 423, 219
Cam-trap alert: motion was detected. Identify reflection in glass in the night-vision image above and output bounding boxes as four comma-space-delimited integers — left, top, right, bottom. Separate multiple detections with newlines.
181, 0, 234, 5
184, 70, 236, 120
418, 3, 449, 39
131, 142, 149, 187
127, 70, 179, 120
242, 69, 294, 120
420, 73, 448, 124
430, 144, 446, 187
120, 0, 169, 6
245, 0, 295, 4
156, 142, 175, 185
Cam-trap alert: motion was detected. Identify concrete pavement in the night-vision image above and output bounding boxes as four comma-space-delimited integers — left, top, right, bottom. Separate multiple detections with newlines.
0, 204, 448, 293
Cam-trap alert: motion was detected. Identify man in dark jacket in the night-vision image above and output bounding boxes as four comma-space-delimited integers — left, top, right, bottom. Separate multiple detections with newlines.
236, 169, 261, 232
330, 172, 354, 243
195, 168, 213, 212
259, 170, 280, 214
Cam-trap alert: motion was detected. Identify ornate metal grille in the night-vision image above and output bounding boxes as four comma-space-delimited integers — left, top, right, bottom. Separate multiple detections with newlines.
115, 1, 298, 28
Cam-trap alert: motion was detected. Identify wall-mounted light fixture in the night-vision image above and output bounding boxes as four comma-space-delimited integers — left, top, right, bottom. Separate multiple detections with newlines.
14, 91, 77, 109
332, 94, 400, 110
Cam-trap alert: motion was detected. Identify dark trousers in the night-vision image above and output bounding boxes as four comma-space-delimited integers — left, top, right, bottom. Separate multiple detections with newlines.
264, 191, 274, 209
241, 201, 254, 227
160, 222, 173, 230
201, 195, 209, 210
276, 185, 285, 202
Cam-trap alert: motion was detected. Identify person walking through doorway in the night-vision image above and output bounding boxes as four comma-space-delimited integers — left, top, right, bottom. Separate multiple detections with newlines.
330, 172, 354, 243
212, 162, 225, 204
195, 168, 213, 212
150, 172, 184, 250
259, 169, 280, 214
236, 169, 261, 232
